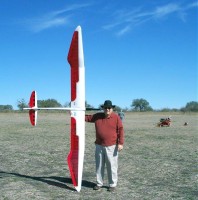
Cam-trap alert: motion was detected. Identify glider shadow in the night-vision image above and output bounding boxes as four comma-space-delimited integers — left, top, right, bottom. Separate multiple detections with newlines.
0, 171, 94, 191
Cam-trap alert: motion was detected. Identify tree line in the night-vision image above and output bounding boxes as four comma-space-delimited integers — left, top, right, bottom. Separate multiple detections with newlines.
0, 98, 198, 112
130, 99, 198, 112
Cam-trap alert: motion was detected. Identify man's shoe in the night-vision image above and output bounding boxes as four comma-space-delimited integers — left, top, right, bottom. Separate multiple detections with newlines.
108, 187, 116, 192
93, 185, 102, 190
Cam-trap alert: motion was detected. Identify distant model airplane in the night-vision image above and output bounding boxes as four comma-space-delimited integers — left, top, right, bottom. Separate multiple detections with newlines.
23, 26, 99, 192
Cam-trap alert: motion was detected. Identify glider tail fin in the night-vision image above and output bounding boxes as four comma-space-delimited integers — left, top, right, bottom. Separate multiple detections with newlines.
28, 91, 38, 126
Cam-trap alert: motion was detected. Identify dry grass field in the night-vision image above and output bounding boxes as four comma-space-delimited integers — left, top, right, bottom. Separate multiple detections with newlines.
0, 112, 197, 200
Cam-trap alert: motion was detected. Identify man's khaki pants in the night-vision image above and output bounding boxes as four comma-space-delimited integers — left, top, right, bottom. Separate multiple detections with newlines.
95, 144, 118, 187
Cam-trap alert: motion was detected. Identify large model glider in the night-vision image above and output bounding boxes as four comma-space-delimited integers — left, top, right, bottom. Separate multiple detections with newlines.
24, 26, 86, 192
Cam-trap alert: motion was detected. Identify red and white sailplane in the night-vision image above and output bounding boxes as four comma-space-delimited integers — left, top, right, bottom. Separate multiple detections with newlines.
23, 26, 87, 192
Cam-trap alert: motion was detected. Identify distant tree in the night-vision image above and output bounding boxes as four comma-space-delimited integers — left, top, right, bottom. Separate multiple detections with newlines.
171, 108, 180, 112
180, 107, 186, 112
123, 107, 130, 112
17, 99, 28, 110
115, 105, 122, 111
38, 99, 62, 107
131, 98, 153, 111
159, 108, 172, 112
64, 101, 71, 107
158, 108, 179, 112
182, 101, 198, 112
98, 104, 103, 109
63, 101, 94, 108
85, 101, 94, 108
0, 105, 13, 111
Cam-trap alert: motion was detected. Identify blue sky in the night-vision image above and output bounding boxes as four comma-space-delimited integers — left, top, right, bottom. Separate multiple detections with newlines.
0, 0, 197, 110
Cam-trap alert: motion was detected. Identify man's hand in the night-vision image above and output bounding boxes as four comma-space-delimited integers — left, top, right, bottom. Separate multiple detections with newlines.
118, 144, 123, 152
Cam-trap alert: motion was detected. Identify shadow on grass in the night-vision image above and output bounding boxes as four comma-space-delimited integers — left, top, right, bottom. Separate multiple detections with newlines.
0, 171, 95, 191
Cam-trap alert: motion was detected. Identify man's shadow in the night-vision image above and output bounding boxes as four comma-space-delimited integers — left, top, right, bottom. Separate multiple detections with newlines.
0, 171, 95, 191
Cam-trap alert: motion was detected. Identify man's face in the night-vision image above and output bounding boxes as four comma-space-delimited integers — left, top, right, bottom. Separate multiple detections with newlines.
103, 107, 113, 117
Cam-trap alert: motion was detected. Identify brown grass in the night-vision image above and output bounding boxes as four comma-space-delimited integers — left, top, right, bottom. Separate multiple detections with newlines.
0, 112, 197, 199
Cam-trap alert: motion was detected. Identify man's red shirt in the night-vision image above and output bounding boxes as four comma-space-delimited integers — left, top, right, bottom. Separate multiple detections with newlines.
85, 112, 124, 146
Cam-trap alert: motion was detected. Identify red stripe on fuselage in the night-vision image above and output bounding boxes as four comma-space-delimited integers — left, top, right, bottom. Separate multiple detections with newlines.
67, 31, 79, 102
67, 117, 79, 186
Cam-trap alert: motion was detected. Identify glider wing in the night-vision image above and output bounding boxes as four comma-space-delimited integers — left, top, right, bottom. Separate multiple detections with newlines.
67, 26, 85, 192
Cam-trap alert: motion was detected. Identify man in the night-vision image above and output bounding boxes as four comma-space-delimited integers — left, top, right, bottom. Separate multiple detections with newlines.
85, 100, 124, 192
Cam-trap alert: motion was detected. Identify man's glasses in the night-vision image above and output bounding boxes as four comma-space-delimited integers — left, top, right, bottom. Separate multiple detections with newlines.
104, 107, 112, 110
